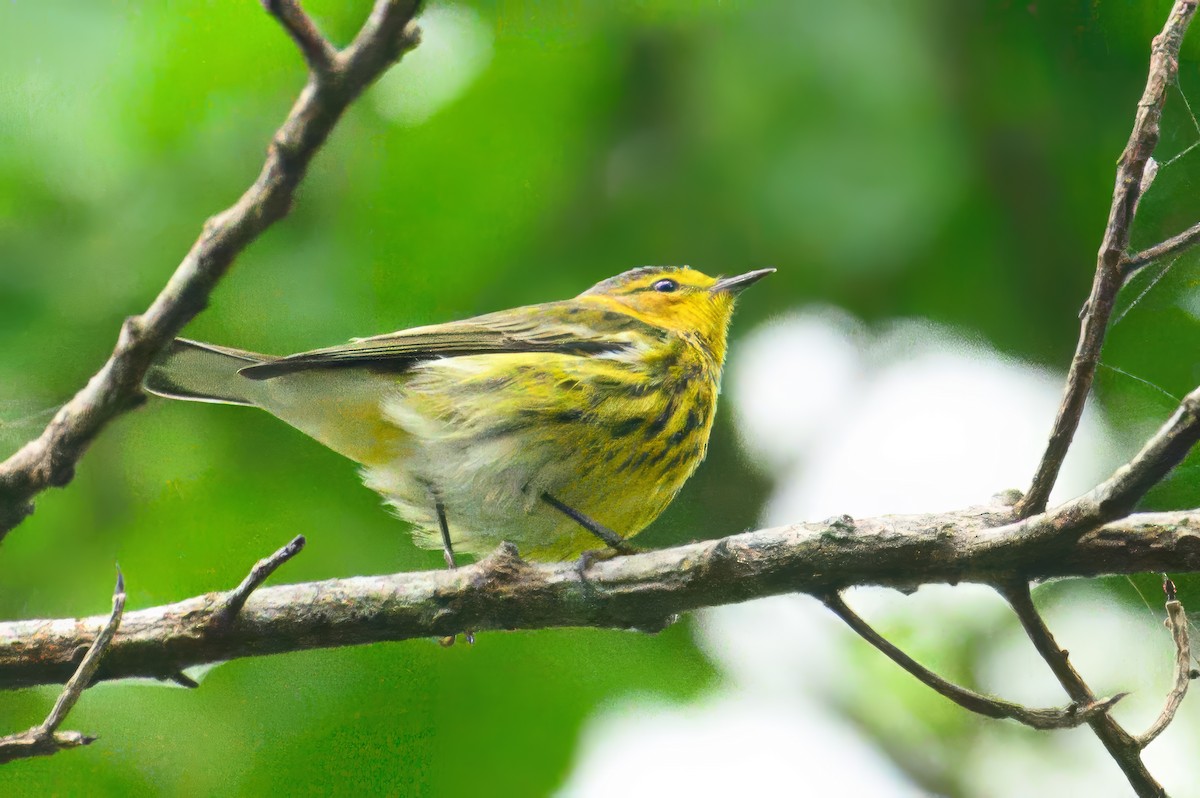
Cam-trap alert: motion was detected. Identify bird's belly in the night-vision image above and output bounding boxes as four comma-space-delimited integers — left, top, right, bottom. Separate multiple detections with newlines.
363, 353, 715, 560
362, 415, 687, 560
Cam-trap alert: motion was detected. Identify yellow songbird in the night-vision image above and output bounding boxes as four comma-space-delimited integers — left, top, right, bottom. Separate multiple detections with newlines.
145, 266, 772, 565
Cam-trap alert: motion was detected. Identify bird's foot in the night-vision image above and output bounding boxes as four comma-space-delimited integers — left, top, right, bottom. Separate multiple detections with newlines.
574, 542, 643, 579
438, 630, 477, 647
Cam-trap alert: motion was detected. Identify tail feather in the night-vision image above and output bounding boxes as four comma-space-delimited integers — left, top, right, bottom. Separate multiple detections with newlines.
145, 339, 273, 407
146, 337, 406, 466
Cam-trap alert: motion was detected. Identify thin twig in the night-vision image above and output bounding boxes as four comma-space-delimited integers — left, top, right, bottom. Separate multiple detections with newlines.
0, 568, 126, 765
0, 0, 424, 541
213, 535, 307, 626
822, 592, 1124, 730
1001, 582, 1163, 798
1136, 577, 1194, 749
1123, 220, 1200, 277
1017, 0, 1198, 519
262, 0, 337, 74
5, 509, 1200, 690
1075, 386, 1200, 516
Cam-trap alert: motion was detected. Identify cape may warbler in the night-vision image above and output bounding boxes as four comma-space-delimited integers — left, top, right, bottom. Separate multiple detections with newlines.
146, 266, 772, 564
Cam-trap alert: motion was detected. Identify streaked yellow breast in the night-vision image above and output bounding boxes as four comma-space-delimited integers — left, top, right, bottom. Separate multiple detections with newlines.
370, 334, 723, 559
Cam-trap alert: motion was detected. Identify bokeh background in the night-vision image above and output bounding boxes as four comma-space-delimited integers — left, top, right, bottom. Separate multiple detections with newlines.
4, 0, 1200, 795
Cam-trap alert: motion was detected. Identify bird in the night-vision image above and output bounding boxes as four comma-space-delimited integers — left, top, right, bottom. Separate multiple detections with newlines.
145, 265, 772, 567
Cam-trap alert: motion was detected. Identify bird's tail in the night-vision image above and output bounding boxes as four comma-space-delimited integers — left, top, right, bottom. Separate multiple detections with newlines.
145, 337, 405, 466
144, 338, 271, 407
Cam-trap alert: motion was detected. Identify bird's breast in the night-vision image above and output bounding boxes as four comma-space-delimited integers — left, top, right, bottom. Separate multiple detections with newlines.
368, 342, 721, 556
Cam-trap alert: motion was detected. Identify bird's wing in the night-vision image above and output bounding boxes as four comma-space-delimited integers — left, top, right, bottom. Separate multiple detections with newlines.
238, 301, 664, 380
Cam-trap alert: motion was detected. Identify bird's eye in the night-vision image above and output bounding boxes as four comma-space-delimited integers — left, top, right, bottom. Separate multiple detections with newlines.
652, 279, 678, 293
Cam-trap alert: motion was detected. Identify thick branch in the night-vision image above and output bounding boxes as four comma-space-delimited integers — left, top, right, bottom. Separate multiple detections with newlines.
0, 0, 423, 541
1002, 582, 1163, 798
2, 509, 1200, 690
1017, 0, 1197, 518
823, 592, 1124, 730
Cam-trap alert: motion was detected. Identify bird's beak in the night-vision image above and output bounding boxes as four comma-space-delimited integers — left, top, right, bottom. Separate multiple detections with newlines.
712, 268, 776, 294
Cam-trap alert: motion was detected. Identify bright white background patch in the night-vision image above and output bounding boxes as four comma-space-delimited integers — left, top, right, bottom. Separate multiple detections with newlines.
372, 5, 494, 126
557, 311, 1200, 797
558, 691, 925, 798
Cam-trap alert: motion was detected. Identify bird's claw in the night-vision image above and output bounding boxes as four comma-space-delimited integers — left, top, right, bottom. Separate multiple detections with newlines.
574, 543, 643, 579
437, 630, 476, 647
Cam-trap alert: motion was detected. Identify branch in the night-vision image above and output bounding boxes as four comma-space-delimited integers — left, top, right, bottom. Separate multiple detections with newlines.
0, 0, 424, 541
4, 509, 1200, 690
1136, 577, 1195, 749
1122, 219, 1200, 277
1017, 0, 1198, 518
263, 0, 337, 74
992, 351, 1200, 793
822, 592, 1124, 730
213, 534, 306, 626
0, 569, 126, 765
974, 384, 1200, 562
1001, 582, 1163, 798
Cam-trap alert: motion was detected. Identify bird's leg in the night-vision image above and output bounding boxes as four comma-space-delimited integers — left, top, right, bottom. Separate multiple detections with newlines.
435, 499, 458, 570
434, 498, 474, 646
540, 492, 641, 576
540, 492, 635, 552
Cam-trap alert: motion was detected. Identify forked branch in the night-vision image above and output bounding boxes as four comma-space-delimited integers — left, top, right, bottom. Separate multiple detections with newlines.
822, 592, 1124, 730
1123, 219, 1200, 277
3, 506, 1200, 691
0, 0, 424, 541
1017, 0, 1198, 518
1135, 577, 1195, 750
0, 570, 126, 765
263, 0, 337, 74
3, 1, 1200, 793
1001, 582, 1163, 798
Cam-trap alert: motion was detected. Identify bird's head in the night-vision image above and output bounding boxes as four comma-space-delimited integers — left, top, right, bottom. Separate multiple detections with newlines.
580, 265, 773, 360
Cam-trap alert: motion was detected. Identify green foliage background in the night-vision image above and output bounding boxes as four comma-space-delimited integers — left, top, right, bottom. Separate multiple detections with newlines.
2, 1, 1200, 795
